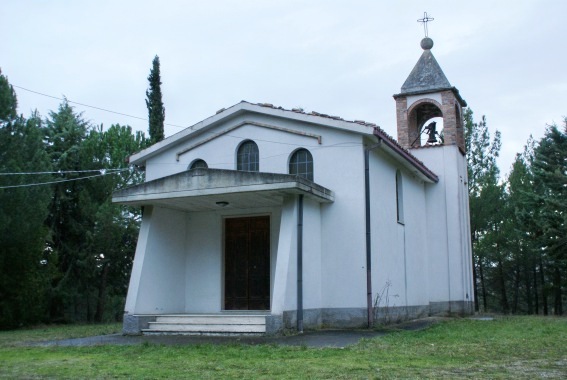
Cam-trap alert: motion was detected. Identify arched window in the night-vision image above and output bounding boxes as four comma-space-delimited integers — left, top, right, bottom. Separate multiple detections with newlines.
189, 159, 208, 169
396, 170, 404, 224
237, 140, 259, 171
289, 148, 313, 181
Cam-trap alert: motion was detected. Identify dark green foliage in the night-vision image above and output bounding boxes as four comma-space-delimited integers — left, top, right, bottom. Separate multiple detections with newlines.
43, 103, 148, 323
530, 122, 566, 314
0, 69, 148, 328
0, 72, 52, 328
146, 55, 165, 143
0, 69, 17, 123
43, 101, 93, 322
467, 108, 566, 315
465, 109, 505, 312
79, 124, 147, 322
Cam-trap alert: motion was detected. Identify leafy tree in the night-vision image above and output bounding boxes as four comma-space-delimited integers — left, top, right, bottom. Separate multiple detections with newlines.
80, 124, 147, 321
0, 69, 17, 123
464, 109, 503, 312
0, 71, 52, 328
507, 141, 547, 314
468, 114, 566, 316
43, 102, 148, 323
146, 55, 165, 143
43, 100, 93, 322
0, 73, 148, 326
531, 121, 566, 315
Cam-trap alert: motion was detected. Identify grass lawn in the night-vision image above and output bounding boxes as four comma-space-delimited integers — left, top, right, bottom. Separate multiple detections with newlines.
0, 316, 565, 379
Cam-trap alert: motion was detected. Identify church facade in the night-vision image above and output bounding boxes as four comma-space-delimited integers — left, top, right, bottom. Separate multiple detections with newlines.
114, 37, 474, 335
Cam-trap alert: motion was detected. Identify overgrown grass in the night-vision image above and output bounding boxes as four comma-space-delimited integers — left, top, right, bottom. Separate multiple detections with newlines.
0, 317, 565, 378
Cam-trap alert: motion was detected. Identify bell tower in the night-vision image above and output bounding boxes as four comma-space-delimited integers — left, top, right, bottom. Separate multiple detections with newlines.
393, 14, 475, 316
393, 36, 467, 153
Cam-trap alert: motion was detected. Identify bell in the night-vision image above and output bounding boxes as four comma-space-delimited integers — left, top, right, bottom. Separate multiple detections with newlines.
425, 122, 437, 144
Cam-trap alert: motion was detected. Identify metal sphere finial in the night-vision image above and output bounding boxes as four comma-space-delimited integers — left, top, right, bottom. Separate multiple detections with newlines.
421, 37, 434, 50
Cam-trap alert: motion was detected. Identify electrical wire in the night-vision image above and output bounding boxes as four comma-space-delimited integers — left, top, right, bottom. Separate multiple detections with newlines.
13, 85, 375, 149
11, 85, 372, 177
0, 168, 127, 176
13, 85, 189, 129
0, 169, 129, 189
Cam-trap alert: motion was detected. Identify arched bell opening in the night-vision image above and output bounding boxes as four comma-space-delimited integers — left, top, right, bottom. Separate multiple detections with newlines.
408, 100, 444, 148
420, 116, 444, 146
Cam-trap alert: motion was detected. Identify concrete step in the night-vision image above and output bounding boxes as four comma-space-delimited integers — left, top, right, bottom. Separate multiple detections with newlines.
142, 314, 268, 335
154, 315, 266, 325
146, 323, 266, 333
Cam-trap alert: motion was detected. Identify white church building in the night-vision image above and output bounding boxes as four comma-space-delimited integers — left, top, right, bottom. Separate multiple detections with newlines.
114, 36, 474, 335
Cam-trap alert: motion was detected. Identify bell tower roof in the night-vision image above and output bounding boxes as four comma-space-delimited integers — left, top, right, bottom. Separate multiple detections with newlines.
395, 37, 466, 106
400, 38, 451, 94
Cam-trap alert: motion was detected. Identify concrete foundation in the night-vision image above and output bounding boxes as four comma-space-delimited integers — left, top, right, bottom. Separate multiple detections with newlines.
122, 313, 156, 335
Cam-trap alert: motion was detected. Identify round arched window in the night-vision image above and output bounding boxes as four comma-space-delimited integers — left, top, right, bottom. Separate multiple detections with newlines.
237, 140, 259, 172
289, 148, 313, 181
189, 159, 208, 169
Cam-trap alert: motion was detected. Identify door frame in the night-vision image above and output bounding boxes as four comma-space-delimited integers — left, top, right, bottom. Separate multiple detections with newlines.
222, 213, 271, 311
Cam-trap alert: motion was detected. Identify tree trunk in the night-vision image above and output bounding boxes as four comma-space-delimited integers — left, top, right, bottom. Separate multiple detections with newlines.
512, 264, 520, 313
479, 258, 488, 312
553, 267, 562, 315
539, 255, 548, 315
533, 261, 539, 314
525, 263, 533, 314
86, 285, 92, 322
497, 257, 510, 313
94, 263, 109, 323
473, 252, 480, 312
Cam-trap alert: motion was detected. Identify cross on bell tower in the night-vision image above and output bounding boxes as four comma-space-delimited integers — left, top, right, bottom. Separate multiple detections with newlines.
393, 13, 467, 153
417, 12, 434, 37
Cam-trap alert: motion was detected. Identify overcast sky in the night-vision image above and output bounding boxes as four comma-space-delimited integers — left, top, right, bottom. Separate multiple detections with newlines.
2, 1, 565, 175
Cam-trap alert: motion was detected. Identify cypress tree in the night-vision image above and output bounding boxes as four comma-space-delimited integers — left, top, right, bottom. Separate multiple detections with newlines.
145, 55, 165, 143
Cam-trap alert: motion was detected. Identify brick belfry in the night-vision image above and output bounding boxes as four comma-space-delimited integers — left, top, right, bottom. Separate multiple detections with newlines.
393, 14, 467, 154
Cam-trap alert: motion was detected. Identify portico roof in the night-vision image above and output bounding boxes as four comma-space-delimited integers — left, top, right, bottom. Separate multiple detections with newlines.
112, 168, 334, 212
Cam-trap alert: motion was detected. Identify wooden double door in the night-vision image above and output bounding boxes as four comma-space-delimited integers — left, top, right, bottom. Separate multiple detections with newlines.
224, 216, 270, 310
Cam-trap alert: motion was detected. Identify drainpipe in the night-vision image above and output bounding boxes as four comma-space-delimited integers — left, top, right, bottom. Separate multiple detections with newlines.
365, 138, 382, 328
297, 194, 304, 333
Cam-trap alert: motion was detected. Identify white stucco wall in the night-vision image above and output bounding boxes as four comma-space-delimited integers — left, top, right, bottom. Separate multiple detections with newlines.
271, 196, 323, 316
369, 148, 429, 309
301, 198, 322, 310
185, 212, 222, 312
144, 114, 326, 182
400, 173, 429, 306
412, 146, 474, 305
129, 206, 187, 314
319, 141, 367, 309
271, 197, 297, 314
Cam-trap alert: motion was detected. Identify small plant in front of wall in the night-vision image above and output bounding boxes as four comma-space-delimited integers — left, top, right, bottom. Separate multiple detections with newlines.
373, 280, 400, 327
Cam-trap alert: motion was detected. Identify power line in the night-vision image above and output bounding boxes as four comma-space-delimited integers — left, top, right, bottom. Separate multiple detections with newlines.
13, 84, 188, 129
13, 85, 373, 148
0, 168, 128, 176
0, 170, 129, 189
